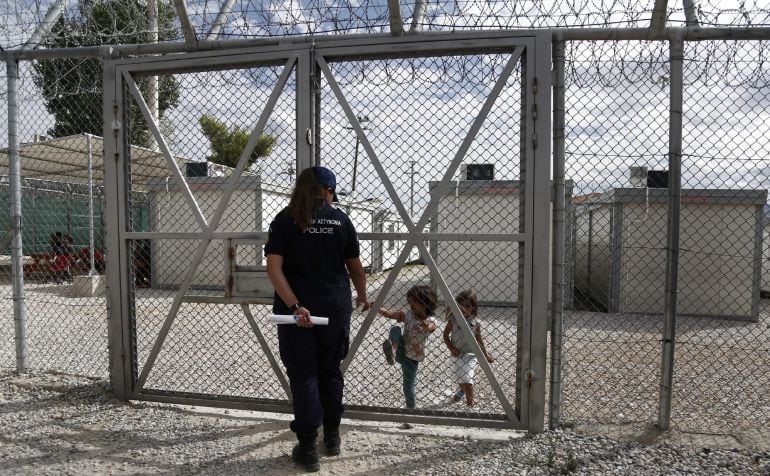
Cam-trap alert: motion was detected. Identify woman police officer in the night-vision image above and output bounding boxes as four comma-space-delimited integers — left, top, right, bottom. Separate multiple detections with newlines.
265, 166, 371, 472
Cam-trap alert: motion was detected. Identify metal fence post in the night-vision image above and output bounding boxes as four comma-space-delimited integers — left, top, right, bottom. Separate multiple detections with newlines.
103, 49, 133, 400
529, 30, 554, 433
86, 133, 97, 275
297, 49, 314, 172
6, 54, 27, 372
658, 31, 684, 431
549, 39, 566, 430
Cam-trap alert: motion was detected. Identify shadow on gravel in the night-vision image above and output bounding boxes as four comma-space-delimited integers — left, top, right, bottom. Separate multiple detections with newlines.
1, 374, 296, 473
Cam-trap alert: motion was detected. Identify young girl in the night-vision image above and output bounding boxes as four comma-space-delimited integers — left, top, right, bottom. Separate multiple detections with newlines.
442, 290, 495, 406
380, 285, 439, 409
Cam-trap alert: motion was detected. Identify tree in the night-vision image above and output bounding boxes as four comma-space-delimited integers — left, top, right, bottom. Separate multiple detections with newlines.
199, 115, 277, 169
32, 0, 180, 147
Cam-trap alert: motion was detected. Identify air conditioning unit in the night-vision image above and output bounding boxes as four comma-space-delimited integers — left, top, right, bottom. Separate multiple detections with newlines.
186, 162, 209, 177
460, 163, 494, 181
629, 166, 647, 188
647, 170, 669, 188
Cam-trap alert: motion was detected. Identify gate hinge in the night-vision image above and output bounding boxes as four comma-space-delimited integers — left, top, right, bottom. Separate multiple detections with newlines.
532, 133, 538, 150
112, 102, 121, 143
532, 103, 538, 120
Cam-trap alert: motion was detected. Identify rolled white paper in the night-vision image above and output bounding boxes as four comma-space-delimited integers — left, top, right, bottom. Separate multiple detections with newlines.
269, 314, 330, 326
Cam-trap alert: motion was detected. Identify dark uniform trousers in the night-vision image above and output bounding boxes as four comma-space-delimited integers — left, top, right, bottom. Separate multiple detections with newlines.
278, 321, 349, 434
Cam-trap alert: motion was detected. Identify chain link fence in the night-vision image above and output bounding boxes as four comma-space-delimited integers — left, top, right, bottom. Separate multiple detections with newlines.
560, 39, 770, 439
123, 64, 298, 399
318, 52, 527, 420
1, 60, 110, 377
1, 0, 770, 441
671, 40, 770, 435
103, 47, 534, 427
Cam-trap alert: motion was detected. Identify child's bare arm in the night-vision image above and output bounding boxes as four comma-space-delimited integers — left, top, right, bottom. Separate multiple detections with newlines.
442, 321, 453, 347
475, 324, 495, 362
442, 321, 461, 357
379, 307, 403, 321
379, 307, 395, 319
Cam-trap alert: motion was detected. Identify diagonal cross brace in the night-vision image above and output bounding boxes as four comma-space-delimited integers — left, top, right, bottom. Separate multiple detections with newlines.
132, 56, 297, 395
241, 304, 292, 399
123, 72, 209, 231
322, 47, 525, 424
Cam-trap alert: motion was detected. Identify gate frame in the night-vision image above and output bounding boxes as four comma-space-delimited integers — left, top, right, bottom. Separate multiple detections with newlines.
102, 31, 551, 432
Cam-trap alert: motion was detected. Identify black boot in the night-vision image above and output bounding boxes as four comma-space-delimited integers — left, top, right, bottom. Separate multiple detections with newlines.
292, 430, 320, 472
323, 423, 341, 456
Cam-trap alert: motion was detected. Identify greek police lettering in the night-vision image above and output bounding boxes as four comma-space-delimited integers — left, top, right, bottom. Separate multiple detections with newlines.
307, 227, 333, 234
303, 217, 341, 234
312, 218, 342, 226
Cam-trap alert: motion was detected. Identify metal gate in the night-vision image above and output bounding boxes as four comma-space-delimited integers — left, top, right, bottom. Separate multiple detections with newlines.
103, 31, 551, 432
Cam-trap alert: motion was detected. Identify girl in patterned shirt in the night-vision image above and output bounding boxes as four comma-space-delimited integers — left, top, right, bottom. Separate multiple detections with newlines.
380, 285, 439, 409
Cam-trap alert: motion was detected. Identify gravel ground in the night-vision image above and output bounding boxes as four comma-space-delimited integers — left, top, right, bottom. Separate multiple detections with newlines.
2, 264, 769, 473
1, 370, 769, 475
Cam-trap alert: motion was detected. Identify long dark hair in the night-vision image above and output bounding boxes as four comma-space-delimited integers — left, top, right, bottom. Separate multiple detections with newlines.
288, 168, 325, 230
407, 285, 438, 315
454, 290, 478, 317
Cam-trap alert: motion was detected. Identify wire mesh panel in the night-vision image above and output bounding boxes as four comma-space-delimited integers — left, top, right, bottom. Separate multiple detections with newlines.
561, 40, 670, 427
0, 56, 9, 368
103, 35, 549, 430
557, 38, 770, 440
672, 40, 770, 435
317, 44, 536, 426
119, 56, 299, 402
0, 60, 12, 371
0, 59, 109, 377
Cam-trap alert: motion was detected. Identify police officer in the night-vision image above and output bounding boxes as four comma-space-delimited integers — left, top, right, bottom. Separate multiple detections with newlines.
265, 166, 371, 472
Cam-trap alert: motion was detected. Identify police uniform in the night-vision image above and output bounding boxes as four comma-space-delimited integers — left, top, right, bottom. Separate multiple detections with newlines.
264, 202, 360, 434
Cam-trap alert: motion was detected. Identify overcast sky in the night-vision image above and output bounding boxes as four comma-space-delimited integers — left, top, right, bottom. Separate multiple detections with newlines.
2, 1, 770, 213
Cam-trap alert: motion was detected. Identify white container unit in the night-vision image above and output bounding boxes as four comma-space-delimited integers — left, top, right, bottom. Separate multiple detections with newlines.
327, 200, 419, 274
147, 176, 282, 290
146, 176, 406, 290
368, 210, 422, 274
429, 180, 573, 306
572, 188, 766, 321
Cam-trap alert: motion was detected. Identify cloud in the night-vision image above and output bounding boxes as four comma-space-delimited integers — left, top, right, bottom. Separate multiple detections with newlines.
2, 5, 770, 208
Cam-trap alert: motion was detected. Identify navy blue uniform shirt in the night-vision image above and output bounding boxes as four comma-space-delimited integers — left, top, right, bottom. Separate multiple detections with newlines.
265, 203, 360, 321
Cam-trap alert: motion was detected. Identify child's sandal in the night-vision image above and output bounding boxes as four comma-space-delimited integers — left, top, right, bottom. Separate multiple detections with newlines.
382, 340, 395, 365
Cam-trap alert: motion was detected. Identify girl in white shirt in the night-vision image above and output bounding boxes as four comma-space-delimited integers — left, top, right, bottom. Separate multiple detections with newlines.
442, 290, 495, 406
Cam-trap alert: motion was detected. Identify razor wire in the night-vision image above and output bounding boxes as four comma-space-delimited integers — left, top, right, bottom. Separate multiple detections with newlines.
3, 1, 770, 51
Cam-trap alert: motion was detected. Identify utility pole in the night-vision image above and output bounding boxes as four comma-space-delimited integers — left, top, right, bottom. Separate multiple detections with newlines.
148, 0, 159, 151
410, 160, 415, 218
344, 115, 370, 193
